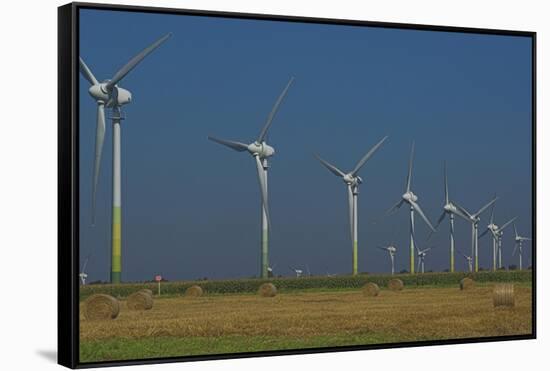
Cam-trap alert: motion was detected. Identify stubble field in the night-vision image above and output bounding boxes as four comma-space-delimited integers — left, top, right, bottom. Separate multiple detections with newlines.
80, 283, 532, 363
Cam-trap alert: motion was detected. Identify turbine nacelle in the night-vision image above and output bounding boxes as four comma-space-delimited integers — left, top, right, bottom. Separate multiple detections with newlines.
248, 142, 275, 159
402, 191, 418, 203
88, 83, 132, 107
443, 202, 457, 213
343, 174, 362, 186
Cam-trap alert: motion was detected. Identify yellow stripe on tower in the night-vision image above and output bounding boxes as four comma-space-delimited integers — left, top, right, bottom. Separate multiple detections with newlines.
112, 206, 122, 276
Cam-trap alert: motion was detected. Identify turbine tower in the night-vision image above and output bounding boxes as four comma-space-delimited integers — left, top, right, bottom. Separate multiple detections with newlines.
315, 136, 388, 275
79, 33, 171, 283
386, 142, 436, 274
79, 254, 90, 285
416, 245, 434, 274
208, 77, 294, 279
457, 249, 473, 272
494, 216, 517, 269
478, 197, 500, 271
377, 244, 397, 275
454, 196, 497, 272
513, 223, 531, 270
432, 162, 470, 272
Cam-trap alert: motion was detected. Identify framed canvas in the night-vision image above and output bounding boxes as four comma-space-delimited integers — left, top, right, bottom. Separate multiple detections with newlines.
58, 2, 536, 368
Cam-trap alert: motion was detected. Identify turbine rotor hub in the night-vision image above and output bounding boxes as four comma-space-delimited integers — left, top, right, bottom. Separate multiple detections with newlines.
343, 174, 361, 186
402, 191, 417, 202
248, 142, 275, 158
444, 203, 455, 212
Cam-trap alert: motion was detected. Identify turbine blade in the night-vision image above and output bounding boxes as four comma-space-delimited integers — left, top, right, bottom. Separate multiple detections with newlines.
410, 201, 435, 232
254, 155, 270, 226
347, 185, 354, 242
386, 199, 404, 216
474, 197, 498, 218
257, 77, 294, 143
451, 205, 471, 222
314, 154, 346, 177
499, 216, 517, 232
478, 228, 490, 239
434, 211, 447, 230
107, 33, 172, 89
79, 57, 99, 86
428, 211, 446, 240
453, 201, 473, 220
351, 136, 388, 176
489, 192, 497, 224
208, 136, 249, 152
406, 141, 415, 192
91, 102, 106, 225
512, 243, 518, 256
514, 223, 519, 239
444, 161, 449, 204
81, 254, 91, 272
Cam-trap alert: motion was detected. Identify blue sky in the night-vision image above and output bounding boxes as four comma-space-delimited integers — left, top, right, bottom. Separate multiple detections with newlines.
79, 8, 533, 281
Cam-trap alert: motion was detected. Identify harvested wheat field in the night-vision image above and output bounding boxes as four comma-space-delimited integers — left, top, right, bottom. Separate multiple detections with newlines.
80, 284, 532, 362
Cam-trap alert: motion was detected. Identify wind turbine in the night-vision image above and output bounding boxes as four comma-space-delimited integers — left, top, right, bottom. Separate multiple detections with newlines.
290, 267, 303, 278
457, 249, 473, 272
79, 33, 171, 283
494, 216, 517, 269
386, 142, 436, 274
208, 77, 294, 279
267, 263, 277, 277
512, 223, 531, 270
315, 136, 388, 275
377, 244, 397, 275
79, 254, 90, 285
431, 162, 470, 272
416, 245, 435, 274
454, 196, 497, 272
478, 197, 500, 271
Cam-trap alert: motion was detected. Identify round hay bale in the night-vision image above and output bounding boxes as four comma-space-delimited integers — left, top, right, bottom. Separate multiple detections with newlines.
139, 289, 153, 297
84, 294, 120, 320
493, 284, 515, 307
127, 291, 153, 310
258, 283, 277, 297
185, 285, 204, 297
460, 277, 475, 290
362, 282, 380, 297
388, 278, 404, 291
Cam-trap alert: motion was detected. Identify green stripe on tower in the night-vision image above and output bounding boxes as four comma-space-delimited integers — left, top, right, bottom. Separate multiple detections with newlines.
111, 206, 122, 283
352, 241, 358, 275
410, 247, 415, 274
261, 228, 268, 278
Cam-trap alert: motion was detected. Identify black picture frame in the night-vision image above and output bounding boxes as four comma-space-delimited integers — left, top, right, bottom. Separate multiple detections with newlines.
58, 2, 536, 368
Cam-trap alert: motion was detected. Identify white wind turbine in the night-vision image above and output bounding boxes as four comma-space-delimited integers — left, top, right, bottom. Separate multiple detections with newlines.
478, 197, 500, 271
454, 196, 497, 272
290, 267, 303, 278
457, 249, 473, 272
386, 142, 436, 274
315, 136, 388, 276
267, 263, 277, 277
494, 216, 517, 269
208, 77, 294, 279
377, 244, 397, 275
79, 255, 90, 285
431, 162, 470, 272
415, 242, 435, 274
79, 33, 171, 283
512, 223, 531, 270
